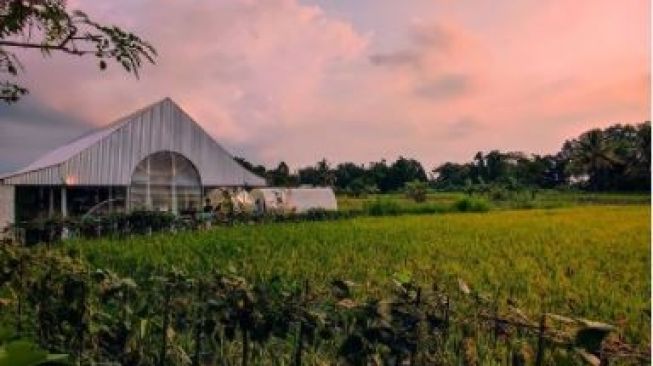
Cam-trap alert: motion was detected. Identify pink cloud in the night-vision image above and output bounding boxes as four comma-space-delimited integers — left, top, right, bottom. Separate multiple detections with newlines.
2, 0, 648, 172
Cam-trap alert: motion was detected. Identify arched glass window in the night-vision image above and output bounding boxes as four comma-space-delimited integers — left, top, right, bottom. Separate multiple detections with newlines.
129, 151, 201, 212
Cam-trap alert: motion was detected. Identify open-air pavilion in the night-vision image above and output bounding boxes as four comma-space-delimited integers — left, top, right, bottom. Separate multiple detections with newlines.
0, 98, 266, 229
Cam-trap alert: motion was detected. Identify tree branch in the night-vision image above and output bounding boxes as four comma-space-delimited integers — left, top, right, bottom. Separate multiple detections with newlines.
0, 0, 157, 103
0, 40, 89, 55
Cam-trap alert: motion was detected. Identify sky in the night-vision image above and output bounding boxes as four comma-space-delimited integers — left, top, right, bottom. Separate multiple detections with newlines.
0, 0, 650, 174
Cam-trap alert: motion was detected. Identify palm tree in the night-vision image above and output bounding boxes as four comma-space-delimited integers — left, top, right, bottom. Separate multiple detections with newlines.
621, 122, 651, 190
567, 129, 621, 190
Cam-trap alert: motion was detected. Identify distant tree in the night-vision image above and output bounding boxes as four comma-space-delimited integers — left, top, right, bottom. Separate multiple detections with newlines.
297, 165, 319, 186
316, 159, 336, 186
556, 122, 651, 191
267, 161, 296, 187
627, 122, 652, 189
520, 154, 568, 188
563, 129, 621, 190
345, 177, 365, 197
433, 151, 569, 191
368, 159, 391, 192
404, 180, 428, 202
471, 151, 486, 182
635, 122, 651, 167
298, 158, 335, 187
387, 156, 427, 191
484, 150, 509, 182
605, 122, 651, 190
334, 162, 366, 190
234, 156, 266, 177
463, 178, 474, 196
0, 0, 156, 103
346, 177, 377, 198
431, 162, 472, 189
245, 121, 650, 193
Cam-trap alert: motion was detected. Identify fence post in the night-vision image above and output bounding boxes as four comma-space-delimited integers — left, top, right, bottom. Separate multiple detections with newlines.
159, 283, 171, 366
293, 279, 310, 366
535, 314, 546, 366
77, 275, 87, 363
15, 254, 24, 335
444, 295, 450, 341
293, 321, 304, 366
192, 281, 204, 366
492, 299, 499, 347
242, 328, 249, 366
412, 286, 422, 365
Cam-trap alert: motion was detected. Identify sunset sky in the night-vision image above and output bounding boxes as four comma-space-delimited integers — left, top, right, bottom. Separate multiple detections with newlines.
0, 0, 650, 174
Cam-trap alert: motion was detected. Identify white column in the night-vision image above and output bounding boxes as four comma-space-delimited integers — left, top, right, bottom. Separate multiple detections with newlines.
0, 185, 15, 229
61, 186, 68, 218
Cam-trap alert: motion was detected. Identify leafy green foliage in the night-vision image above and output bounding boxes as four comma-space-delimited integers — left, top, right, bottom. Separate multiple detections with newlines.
236, 156, 429, 193
14, 211, 176, 245
0, 204, 649, 364
62, 205, 649, 346
563, 123, 651, 191
432, 122, 650, 192
297, 158, 336, 187
237, 122, 650, 195
362, 198, 402, 216
453, 197, 490, 212
0, 0, 156, 103
1, 239, 649, 364
0, 340, 67, 366
404, 180, 428, 202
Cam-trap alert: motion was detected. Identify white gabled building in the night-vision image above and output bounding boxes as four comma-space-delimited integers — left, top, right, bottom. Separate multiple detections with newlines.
0, 98, 265, 227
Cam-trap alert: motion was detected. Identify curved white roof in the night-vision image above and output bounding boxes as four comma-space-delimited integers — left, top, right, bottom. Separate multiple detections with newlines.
251, 187, 337, 213
0, 98, 266, 187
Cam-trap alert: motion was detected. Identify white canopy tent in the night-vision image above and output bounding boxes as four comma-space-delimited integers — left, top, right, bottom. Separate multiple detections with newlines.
250, 187, 337, 214
0, 98, 266, 228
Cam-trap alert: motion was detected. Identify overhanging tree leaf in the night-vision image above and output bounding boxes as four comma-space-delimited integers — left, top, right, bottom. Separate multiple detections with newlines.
0, 0, 156, 103
0, 340, 67, 366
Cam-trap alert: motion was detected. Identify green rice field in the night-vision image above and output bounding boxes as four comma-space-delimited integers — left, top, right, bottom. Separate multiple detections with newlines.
65, 204, 651, 345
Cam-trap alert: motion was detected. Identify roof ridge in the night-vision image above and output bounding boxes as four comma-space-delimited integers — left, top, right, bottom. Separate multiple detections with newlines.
0, 97, 173, 180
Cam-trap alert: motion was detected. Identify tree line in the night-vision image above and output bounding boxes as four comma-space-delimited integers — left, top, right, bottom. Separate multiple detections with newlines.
236, 121, 650, 193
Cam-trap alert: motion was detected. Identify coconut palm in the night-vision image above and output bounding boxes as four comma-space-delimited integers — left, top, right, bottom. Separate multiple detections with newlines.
566, 129, 622, 190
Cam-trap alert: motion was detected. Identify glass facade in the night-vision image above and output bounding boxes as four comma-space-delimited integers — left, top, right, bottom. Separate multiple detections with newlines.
129, 151, 202, 212
15, 186, 127, 221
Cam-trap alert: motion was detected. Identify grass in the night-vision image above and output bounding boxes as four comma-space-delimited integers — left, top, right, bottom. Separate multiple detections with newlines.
64, 204, 651, 345
337, 192, 465, 212
337, 190, 650, 212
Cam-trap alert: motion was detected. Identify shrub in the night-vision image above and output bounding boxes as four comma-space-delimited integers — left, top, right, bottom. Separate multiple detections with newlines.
346, 178, 378, 198
79, 216, 102, 238
509, 195, 536, 209
452, 197, 491, 212
488, 185, 510, 201
303, 208, 344, 221
127, 211, 175, 233
404, 180, 428, 202
405, 203, 448, 215
363, 198, 402, 216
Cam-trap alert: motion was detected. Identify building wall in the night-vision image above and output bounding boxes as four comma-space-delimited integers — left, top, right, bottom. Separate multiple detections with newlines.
0, 185, 15, 229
